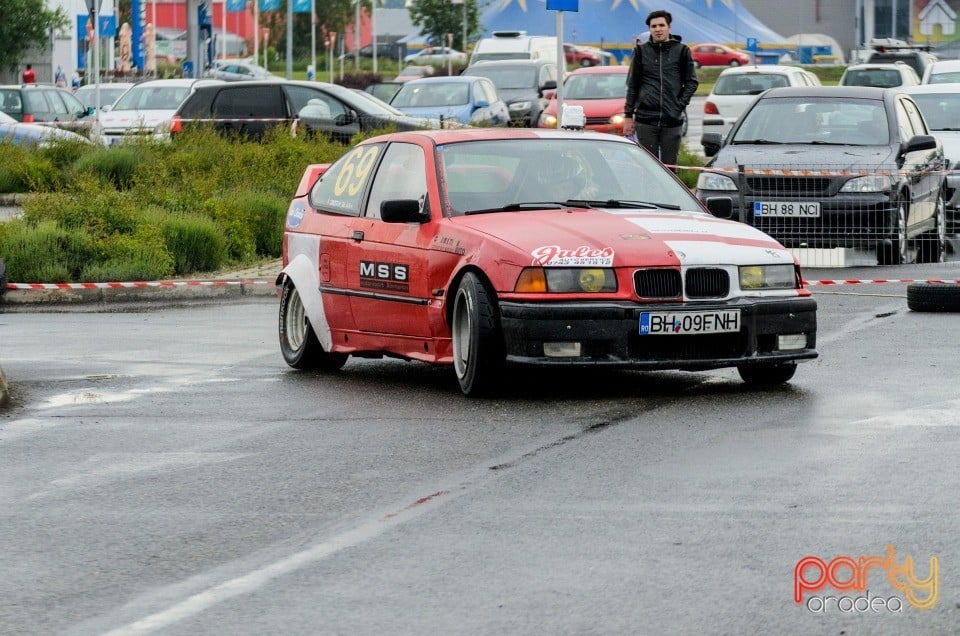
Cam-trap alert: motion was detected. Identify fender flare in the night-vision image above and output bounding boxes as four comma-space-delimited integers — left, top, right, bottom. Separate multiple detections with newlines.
276, 254, 334, 351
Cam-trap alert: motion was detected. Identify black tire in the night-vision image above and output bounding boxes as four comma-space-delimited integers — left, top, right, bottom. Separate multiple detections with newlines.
737, 362, 798, 385
279, 282, 347, 370
0, 258, 7, 298
451, 272, 505, 396
907, 282, 960, 312
580, 58, 592, 67
918, 190, 946, 264
729, 60, 741, 67
877, 196, 909, 265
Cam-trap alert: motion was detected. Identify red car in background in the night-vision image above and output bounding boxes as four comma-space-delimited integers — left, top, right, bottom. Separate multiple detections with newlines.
563, 43, 612, 67
538, 66, 629, 133
690, 43, 751, 68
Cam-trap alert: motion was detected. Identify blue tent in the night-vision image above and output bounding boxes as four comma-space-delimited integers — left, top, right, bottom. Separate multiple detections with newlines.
478, 0, 784, 58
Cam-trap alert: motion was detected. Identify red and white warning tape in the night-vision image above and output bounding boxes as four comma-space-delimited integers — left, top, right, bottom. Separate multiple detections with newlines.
4, 278, 959, 294
5, 279, 273, 291
803, 278, 960, 287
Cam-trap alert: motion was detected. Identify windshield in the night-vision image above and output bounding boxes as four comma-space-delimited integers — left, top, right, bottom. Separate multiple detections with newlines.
564, 73, 627, 99
438, 138, 701, 216
112, 84, 190, 111
392, 82, 470, 108
467, 66, 536, 89
909, 93, 960, 130
928, 71, 960, 84
732, 97, 890, 146
713, 73, 789, 96
842, 69, 905, 87
326, 83, 403, 116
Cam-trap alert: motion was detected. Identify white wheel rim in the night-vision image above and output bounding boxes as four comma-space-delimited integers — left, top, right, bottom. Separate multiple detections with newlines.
452, 287, 472, 379
285, 287, 308, 351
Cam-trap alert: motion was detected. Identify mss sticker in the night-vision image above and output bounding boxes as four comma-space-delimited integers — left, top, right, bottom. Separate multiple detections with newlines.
360, 261, 410, 292
286, 201, 305, 229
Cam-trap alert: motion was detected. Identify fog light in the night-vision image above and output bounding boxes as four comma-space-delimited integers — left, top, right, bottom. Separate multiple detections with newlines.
544, 342, 581, 357
777, 334, 807, 351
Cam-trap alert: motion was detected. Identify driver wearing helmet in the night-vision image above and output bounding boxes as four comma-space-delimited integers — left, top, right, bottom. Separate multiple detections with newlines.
532, 152, 595, 201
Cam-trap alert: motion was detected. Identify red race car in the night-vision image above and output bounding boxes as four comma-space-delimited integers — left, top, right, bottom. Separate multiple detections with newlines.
278, 129, 818, 395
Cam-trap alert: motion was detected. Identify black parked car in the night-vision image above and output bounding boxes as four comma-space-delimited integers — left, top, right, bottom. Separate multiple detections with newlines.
463, 59, 558, 127
169, 80, 457, 143
696, 86, 946, 265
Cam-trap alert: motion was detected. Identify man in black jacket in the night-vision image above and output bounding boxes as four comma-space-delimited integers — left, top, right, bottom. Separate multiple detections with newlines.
623, 10, 698, 169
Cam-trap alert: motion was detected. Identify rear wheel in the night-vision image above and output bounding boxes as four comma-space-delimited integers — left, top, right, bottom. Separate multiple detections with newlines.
451, 272, 505, 396
279, 282, 347, 371
738, 363, 797, 385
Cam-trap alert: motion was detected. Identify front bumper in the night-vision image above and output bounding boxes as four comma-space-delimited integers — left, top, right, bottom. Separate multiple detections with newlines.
498, 297, 817, 370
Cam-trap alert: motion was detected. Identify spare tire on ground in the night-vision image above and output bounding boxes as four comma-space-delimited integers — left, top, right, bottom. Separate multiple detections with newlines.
907, 282, 960, 312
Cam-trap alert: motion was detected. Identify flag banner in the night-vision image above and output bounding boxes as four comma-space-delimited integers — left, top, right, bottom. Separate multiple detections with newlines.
293, 0, 311, 13
226, 0, 247, 12
259, 0, 281, 11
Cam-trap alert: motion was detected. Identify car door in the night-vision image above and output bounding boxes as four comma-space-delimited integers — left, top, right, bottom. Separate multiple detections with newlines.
209, 84, 286, 138
24, 89, 55, 123
897, 96, 941, 231
290, 86, 358, 143
346, 141, 435, 338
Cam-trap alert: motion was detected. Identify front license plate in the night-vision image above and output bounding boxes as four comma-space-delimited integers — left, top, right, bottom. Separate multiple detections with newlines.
639, 309, 741, 335
753, 201, 821, 218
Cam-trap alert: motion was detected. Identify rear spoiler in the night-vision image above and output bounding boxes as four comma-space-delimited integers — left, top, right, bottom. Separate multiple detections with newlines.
295, 163, 330, 198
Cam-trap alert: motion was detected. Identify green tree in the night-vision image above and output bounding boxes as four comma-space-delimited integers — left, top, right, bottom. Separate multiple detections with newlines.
0, 0, 69, 71
407, 0, 482, 51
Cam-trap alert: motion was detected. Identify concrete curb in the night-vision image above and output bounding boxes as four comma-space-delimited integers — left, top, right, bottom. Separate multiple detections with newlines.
0, 280, 277, 308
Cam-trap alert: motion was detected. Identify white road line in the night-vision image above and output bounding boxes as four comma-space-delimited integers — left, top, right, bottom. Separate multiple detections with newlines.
101, 485, 469, 636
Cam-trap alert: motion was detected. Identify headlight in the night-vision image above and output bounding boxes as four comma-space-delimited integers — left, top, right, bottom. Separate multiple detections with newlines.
609, 113, 625, 126
696, 171, 738, 191
840, 174, 892, 193
515, 267, 617, 293
739, 265, 796, 290
539, 113, 558, 129
509, 101, 531, 111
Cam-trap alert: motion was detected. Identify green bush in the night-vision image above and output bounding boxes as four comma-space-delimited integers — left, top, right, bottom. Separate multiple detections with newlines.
677, 142, 705, 189
162, 214, 229, 275
0, 220, 96, 283
0, 143, 63, 192
72, 146, 142, 189
81, 226, 174, 282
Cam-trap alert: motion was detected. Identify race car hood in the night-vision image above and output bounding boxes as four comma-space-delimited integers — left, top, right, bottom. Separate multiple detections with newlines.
451, 208, 793, 267
712, 144, 895, 170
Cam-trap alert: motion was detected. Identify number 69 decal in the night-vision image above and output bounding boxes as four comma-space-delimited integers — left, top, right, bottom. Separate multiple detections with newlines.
334, 146, 380, 197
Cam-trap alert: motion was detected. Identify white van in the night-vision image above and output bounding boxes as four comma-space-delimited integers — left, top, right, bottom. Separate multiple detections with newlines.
470, 31, 560, 67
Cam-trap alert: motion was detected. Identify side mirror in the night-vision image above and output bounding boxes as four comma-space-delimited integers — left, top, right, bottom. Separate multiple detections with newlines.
335, 111, 357, 126
86, 106, 96, 116
701, 132, 723, 157
381, 198, 428, 223
540, 80, 558, 93
704, 196, 734, 219
903, 134, 937, 153
475, 99, 489, 108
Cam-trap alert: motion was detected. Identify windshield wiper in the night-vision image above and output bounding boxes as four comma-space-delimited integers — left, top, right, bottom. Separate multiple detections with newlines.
732, 139, 784, 145
934, 127, 960, 131
464, 201, 570, 215
808, 141, 849, 145
565, 199, 681, 210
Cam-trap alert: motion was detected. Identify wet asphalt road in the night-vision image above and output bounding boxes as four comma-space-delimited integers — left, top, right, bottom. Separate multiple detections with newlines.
2, 261, 960, 635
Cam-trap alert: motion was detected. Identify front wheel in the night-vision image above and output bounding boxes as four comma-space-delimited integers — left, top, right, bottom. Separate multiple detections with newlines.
279, 282, 347, 371
738, 363, 797, 385
918, 190, 946, 264
728, 59, 741, 67
451, 272, 505, 396
877, 197, 909, 265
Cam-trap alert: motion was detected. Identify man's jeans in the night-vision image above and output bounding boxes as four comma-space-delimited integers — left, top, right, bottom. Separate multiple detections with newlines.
636, 122, 683, 169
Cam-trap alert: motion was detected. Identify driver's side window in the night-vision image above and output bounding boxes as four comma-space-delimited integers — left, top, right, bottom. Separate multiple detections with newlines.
365, 143, 427, 220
